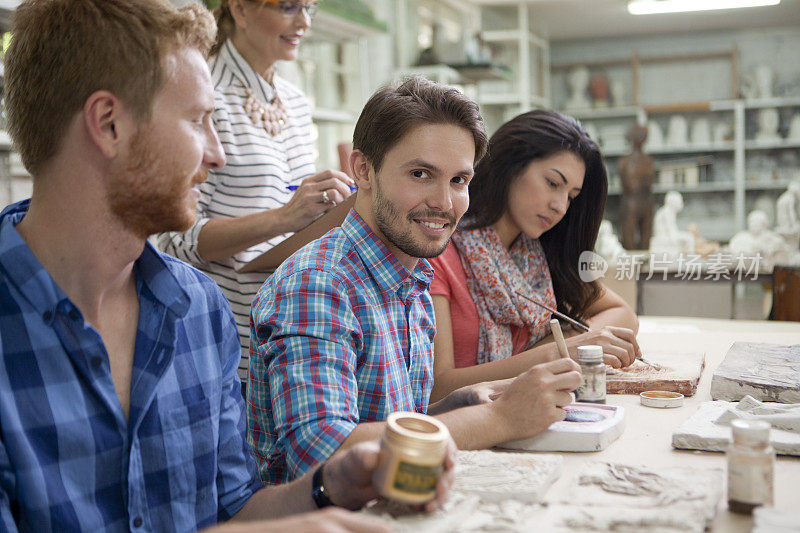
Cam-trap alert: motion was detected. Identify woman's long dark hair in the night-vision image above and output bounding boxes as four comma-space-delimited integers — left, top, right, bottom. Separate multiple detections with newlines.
463, 109, 608, 321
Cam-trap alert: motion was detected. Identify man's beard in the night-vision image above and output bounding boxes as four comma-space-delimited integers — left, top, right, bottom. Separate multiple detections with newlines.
372, 176, 456, 260
107, 128, 206, 240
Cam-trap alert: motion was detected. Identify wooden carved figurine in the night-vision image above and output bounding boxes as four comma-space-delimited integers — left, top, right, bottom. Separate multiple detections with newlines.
618, 123, 655, 250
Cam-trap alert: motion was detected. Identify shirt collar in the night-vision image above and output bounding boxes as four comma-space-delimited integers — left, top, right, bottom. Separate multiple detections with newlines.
215, 39, 279, 104
341, 210, 434, 294
0, 199, 190, 320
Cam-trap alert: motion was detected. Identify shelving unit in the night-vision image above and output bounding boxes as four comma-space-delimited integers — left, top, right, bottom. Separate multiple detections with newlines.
298, 8, 386, 172
577, 95, 800, 241
472, 1, 550, 132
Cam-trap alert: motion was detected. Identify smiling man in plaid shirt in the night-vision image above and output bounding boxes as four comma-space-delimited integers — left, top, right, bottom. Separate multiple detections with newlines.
0, 1, 464, 532
249, 77, 583, 484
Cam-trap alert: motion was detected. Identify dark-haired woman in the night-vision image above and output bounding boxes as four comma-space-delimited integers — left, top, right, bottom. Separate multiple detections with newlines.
159, 0, 354, 378
428, 110, 640, 402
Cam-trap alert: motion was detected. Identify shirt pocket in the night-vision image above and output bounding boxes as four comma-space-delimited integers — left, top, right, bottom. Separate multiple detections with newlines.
159, 393, 220, 503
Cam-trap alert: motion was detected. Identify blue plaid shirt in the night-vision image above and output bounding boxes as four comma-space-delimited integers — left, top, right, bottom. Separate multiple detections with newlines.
0, 200, 263, 532
248, 210, 435, 484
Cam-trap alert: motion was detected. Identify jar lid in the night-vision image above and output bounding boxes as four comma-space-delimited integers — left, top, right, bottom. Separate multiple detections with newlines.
640, 390, 684, 408
385, 412, 450, 451
577, 345, 604, 363
731, 419, 771, 443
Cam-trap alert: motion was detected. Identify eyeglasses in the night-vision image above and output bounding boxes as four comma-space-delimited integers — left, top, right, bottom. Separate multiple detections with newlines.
256, 0, 319, 19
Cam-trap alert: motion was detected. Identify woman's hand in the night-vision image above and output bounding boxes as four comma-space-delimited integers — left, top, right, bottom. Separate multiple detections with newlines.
566, 326, 640, 368
279, 169, 356, 232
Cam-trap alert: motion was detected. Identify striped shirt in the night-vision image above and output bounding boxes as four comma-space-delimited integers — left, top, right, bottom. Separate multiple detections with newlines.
0, 200, 262, 532
157, 39, 316, 378
248, 210, 435, 484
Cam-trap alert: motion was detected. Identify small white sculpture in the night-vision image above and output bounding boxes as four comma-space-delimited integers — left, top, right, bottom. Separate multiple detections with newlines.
646, 120, 664, 149
755, 108, 781, 142
775, 182, 800, 249
691, 118, 712, 146
565, 66, 591, 111
611, 79, 626, 107
755, 64, 776, 99
728, 210, 791, 267
788, 113, 800, 140
650, 191, 695, 258
595, 220, 626, 262
666, 115, 689, 147
714, 122, 732, 144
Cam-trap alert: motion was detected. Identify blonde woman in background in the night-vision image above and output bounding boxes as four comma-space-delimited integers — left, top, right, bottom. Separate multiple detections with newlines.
159, 0, 355, 379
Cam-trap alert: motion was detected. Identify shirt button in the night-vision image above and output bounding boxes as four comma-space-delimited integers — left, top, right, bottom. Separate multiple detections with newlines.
91, 357, 102, 368
68, 309, 79, 320
132, 516, 143, 528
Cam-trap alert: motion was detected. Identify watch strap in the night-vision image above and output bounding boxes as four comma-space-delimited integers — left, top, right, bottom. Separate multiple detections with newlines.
311, 463, 334, 508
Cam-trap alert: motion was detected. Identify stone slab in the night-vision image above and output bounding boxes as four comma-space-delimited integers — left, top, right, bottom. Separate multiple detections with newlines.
710, 342, 800, 403
607, 350, 706, 396
671, 397, 800, 456
498, 403, 625, 453
362, 450, 562, 532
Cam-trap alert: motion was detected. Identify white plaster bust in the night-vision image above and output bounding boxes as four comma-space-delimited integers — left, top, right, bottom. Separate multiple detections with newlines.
565, 66, 591, 111
595, 220, 626, 262
650, 191, 695, 257
647, 120, 664, 149
729, 210, 792, 266
788, 113, 800, 140
755, 108, 781, 142
691, 118, 712, 146
666, 115, 689, 147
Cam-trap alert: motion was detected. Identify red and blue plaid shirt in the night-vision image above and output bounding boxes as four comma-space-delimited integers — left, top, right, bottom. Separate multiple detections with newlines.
248, 210, 435, 484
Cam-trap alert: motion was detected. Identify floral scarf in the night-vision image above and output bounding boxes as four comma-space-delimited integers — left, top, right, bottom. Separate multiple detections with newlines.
450, 227, 556, 364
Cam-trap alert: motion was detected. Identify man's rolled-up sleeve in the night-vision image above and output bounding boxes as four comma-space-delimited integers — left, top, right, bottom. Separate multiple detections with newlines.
249, 269, 363, 483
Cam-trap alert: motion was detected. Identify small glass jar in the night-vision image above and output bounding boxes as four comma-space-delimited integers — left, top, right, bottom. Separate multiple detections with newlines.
575, 345, 606, 404
372, 412, 450, 504
727, 419, 774, 514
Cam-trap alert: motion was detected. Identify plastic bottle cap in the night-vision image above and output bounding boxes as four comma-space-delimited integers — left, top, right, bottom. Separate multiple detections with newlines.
731, 419, 771, 443
577, 345, 604, 363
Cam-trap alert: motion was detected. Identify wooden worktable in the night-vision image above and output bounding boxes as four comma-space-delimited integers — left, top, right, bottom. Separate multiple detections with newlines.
543, 316, 800, 531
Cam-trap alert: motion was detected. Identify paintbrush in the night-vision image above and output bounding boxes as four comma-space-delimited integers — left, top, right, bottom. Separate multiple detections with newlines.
517, 291, 662, 370
517, 291, 590, 331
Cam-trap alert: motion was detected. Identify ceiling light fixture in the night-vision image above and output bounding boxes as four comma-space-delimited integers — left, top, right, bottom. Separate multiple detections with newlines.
628, 0, 780, 15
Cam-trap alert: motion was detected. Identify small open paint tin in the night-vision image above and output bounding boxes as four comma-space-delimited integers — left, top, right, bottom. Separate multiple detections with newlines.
640, 390, 684, 408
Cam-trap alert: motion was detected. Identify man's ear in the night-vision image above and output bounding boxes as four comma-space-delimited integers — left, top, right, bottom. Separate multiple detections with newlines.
83, 90, 133, 159
350, 149, 374, 191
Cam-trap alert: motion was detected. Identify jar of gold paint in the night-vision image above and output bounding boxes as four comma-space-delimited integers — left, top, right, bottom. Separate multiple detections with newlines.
372, 412, 450, 504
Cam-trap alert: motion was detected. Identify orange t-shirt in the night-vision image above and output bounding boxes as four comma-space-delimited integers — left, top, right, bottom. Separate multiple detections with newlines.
429, 242, 530, 368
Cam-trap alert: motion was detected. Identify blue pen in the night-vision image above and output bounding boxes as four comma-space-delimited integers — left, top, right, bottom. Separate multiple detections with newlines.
287, 184, 357, 192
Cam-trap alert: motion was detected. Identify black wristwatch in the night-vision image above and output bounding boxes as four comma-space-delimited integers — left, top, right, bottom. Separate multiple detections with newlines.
311, 463, 334, 508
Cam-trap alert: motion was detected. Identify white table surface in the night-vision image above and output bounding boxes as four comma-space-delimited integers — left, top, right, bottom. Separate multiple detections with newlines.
537, 316, 800, 532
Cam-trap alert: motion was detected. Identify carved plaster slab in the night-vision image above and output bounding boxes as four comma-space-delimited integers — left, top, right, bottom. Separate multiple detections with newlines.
710, 342, 800, 403
498, 403, 625, 453
753, 507, 800, 533
537, 462, 724, 532
362, 450, 562, 532
672, 397, 800, 456
607, 350, 706, 396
